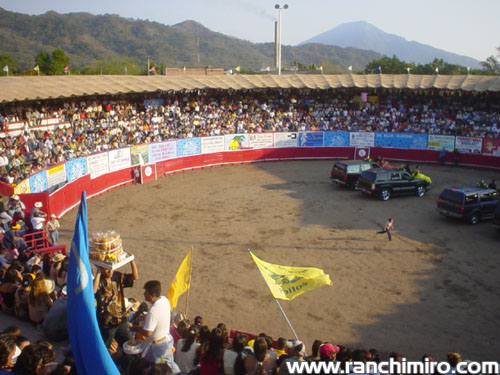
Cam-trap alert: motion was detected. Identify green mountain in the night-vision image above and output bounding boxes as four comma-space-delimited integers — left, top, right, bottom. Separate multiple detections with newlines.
0, 8, 382, 72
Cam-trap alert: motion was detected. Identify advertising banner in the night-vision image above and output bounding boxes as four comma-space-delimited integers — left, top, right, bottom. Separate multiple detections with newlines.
108, 148, 132, 172
427, 135, 456, 151
350, 132, 375, 147
324, 132, 350, 147
201, 136, 225, 154
455, 136, 482, 153
47, 164, 67, 188
354, 147, 370, 160
13, 179, 30, 195
177, 138, 201, 156
374, 133, 428, 149
481, 138, 500, 156
224, 134, 250, 151
149, 141, 177, 162
29, 171, 48, 193
131, 145, 149, 165
274, 132, 298, 148
299, 132, 323, 147
249, 133, 274, 149
66, 157, 88, 183
144, 99, 165, 108
87, 152, 109, 179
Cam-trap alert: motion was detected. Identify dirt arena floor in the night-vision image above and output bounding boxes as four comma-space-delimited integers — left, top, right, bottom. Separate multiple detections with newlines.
4, 160, 500, 361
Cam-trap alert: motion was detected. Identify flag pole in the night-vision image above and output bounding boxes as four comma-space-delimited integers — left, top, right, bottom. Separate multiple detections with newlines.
274, 298, 299, 340
184, 246, 193, 317
248, 249, 300, 341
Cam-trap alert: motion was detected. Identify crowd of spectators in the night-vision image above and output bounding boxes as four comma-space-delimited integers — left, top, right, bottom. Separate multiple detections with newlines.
0, 89, 499, 186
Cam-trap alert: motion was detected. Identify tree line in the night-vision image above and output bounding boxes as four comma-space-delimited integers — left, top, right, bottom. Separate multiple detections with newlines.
1, 47, 499, 76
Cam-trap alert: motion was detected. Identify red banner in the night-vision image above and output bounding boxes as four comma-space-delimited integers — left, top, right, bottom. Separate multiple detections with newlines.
481, 138, 500, 156
141, 164, 157, 184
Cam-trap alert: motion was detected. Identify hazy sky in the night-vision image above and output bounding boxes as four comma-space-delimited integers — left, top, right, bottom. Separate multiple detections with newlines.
1, 0, 499, 61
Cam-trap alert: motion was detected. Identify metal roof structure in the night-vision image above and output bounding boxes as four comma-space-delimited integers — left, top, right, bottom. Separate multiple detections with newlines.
1, 73, 499, 103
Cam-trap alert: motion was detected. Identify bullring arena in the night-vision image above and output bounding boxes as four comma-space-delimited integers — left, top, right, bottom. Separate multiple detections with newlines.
61, 159, 500, 361
1, 74, 500, 365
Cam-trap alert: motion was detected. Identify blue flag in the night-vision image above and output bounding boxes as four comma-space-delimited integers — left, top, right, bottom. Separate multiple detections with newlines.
67, 191, 120, 375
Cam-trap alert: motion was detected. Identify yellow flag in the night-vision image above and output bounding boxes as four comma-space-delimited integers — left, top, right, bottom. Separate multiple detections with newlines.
249, 251, 332, 301
235, 66, 241, 72
168, 248, 192, 309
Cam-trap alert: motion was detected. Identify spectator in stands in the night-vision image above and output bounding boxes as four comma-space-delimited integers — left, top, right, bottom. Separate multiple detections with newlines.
223, 333, 248, 375
193, 316, 203, 327
45, 214, 60, 246
93, 258, 138, 349
41, 286, 68, 341
278, 340, 305, 375
6, 195, 25, 221
3, 223, 27, 252
0, 266, 22, 314
305, 340, 322, 362
14, 275, 32, 320
0, 333, 17, 372
10, 343, 55, 375
48, 253, 65, 284
0, 202, 13, 232
27, 274, 54, 324
29, 202, 46, 223
0, 248, 9, 270
244, 337, 277, 375
175, 325, 199, 374
200, 328, 225, 375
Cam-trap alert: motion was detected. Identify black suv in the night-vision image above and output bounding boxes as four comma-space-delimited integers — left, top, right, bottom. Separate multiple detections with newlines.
330, 160, 380, 190
358, 169, 430, 201
437, 186, 499, 225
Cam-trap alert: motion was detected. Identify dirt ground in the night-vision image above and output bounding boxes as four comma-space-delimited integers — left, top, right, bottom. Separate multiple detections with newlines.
5, 160, 500, 361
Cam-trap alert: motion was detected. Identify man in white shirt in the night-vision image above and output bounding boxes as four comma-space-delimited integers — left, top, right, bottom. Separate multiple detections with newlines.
133, 280, 179, 372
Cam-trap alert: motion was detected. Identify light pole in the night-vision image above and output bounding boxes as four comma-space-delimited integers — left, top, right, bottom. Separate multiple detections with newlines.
275, 4, 288, 75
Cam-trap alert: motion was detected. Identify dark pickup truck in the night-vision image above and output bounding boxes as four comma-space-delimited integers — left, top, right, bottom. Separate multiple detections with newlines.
358, 169, 431, 201
437, 186, 499, 225
330, 160, 380, 190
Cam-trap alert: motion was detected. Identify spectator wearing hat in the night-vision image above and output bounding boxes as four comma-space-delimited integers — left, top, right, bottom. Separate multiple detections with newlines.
319, 343, 340, 361
45, 214, 60, 246
27, 274, 55, 324
2, 224, 27, 253
278, 340, 306, 375
29, 202, 46, 222
6, 195, 25, 221
49, 253, 66, 283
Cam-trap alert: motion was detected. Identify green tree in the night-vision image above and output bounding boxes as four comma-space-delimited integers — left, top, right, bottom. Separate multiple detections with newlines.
481, 47, 500, 75
49, 47, 70, 75
35, 51, 52, 75
0, 53, 18, 75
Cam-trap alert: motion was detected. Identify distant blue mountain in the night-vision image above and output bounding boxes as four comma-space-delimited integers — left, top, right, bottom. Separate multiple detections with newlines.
300, 21, 480, 69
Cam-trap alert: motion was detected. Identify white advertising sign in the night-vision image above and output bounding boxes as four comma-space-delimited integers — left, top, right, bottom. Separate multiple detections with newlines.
149, 141, 177, 162
87, 152, 109, 179
428, 135, 455, 151
274, 132, 298, 148
350, 132, 375, 147
201, 136, 225, 154
108, 148, 132, 172
249, 133, 274, 149
455, 136, 482, 153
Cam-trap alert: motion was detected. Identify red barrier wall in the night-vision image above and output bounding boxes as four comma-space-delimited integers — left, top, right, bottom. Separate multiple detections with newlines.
9, 147, 499, 219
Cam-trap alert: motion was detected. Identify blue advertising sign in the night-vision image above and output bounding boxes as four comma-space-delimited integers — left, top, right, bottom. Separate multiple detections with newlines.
298, 132, 324, 147
144, 99, 165, 108
177, 138, 201, 157
324, 132, 350, 147
66, 157, 88, 183
29, 170, 48, 193
374, 133, 428, 149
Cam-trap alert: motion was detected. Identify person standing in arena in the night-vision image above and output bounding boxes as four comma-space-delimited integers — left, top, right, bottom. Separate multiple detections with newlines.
132, 280, 178, 371
376, 218, 394, 241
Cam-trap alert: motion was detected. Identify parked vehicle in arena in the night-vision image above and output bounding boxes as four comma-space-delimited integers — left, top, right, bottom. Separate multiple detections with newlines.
493, 204, 500, 232
437, 186, 499, 225
330, 160, 381, 190
357, 169, 431, 201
